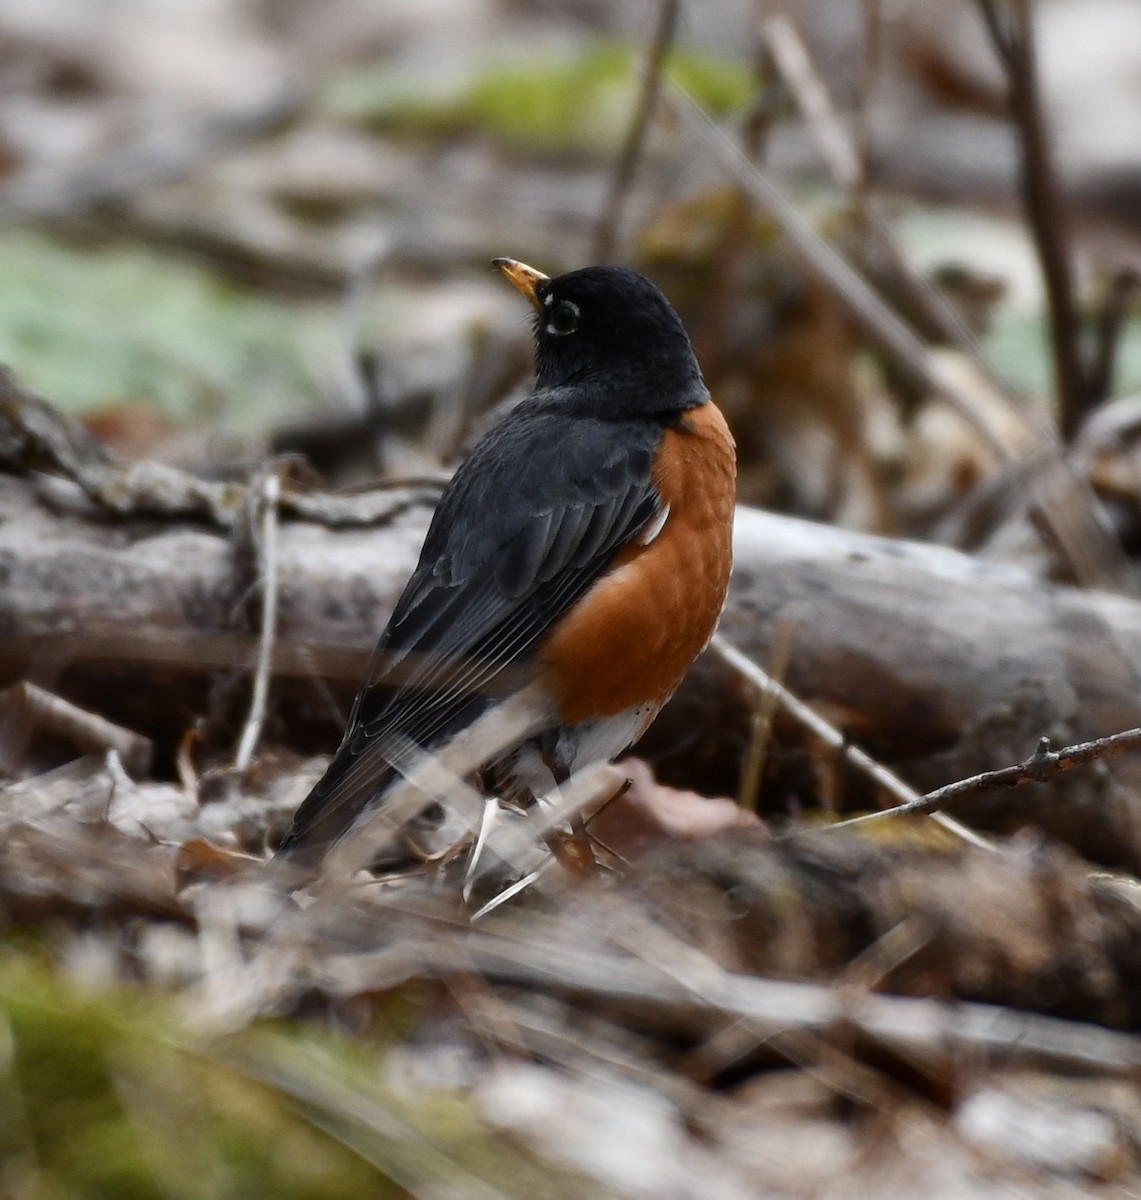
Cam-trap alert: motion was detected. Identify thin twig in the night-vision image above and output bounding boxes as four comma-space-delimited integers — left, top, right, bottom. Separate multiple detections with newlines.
469, 861, 555, 922
762, 16, 859, 187
975, 0, 1015, 64
591, 0, 679, 262
0, 681, 153, 778
690, 21, 776, 370
831, 727, 1141, 830
464, 761, 625, 917
335, 239, 397, 418
737, 612, 796, 812
760, 15, 996, 377
710, 634, 995, 851
975, 0, 1089, 439
235, 471, 282, 772
853, 0, 882, 215
311, 684, 552, 883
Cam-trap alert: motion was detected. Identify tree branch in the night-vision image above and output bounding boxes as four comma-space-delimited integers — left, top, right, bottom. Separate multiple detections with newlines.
832, 726, 1141, 829
976, 0, 1089, 439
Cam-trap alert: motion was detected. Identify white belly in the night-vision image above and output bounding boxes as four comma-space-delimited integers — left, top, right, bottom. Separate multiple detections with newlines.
505, 703, 657, 799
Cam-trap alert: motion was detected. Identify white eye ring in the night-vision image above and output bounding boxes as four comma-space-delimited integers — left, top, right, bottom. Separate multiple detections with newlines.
545, 299, 580, 337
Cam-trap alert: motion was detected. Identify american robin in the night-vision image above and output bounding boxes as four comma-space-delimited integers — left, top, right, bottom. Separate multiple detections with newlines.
276, 259, 736, 866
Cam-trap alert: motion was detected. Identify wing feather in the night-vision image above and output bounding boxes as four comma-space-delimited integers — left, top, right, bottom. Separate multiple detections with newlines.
277, 402, 664, 860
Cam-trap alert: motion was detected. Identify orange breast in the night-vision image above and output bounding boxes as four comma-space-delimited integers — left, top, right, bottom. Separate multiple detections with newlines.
539, 401, 736, 724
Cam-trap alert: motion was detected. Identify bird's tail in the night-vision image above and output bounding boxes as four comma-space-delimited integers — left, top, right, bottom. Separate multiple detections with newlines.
273, 683, 553, 876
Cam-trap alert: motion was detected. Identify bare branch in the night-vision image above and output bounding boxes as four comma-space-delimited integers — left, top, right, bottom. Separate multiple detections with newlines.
736, 615, 795, 812
976, 0, 1089, 439
354, 921, 1141, 1078
832, 726, 1141, 830
761, 16, 859, 187
0, 367, 444, 529
591, 0, 679, 262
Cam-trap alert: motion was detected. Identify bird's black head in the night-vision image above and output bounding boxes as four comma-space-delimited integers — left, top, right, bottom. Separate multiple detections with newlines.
494, 260, 707, 416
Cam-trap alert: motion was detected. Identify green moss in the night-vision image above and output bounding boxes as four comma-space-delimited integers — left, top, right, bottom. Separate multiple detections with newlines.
322, 42, 754, 155
0, 952, 599, 1199
667, 48, 755, 116
0, 229, 331, 427
884, 204, 1141, 402
982, 309, 1054, 397
0, 955, 402, 1200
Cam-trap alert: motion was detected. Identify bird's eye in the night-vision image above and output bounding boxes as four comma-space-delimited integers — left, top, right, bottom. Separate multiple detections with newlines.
545, 299, 580, 336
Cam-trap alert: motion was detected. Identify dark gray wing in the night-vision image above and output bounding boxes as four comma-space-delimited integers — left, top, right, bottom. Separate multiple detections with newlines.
276, 401, 663, 859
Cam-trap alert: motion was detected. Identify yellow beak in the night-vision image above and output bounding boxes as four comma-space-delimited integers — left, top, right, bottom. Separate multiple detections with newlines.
492, 258, 549, 312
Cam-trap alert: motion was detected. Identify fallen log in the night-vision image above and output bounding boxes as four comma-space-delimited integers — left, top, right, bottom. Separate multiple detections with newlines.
2, 468, 1141, 866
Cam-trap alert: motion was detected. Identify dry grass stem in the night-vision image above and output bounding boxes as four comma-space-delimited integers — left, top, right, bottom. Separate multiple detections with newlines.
736, 612, 796, 811
235, 470, 282, 773
591, 0, 680, 262
711, 634, 995, 850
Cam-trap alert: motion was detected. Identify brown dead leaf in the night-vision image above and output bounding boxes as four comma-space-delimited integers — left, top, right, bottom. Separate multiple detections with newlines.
176, 837, 261, 886
589, 757, 766, 857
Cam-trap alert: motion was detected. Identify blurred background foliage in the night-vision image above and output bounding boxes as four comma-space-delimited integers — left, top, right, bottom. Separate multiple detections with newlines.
1, 0, 1137, 478
320, 43, 755, 151
0, 950, 583, 1200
